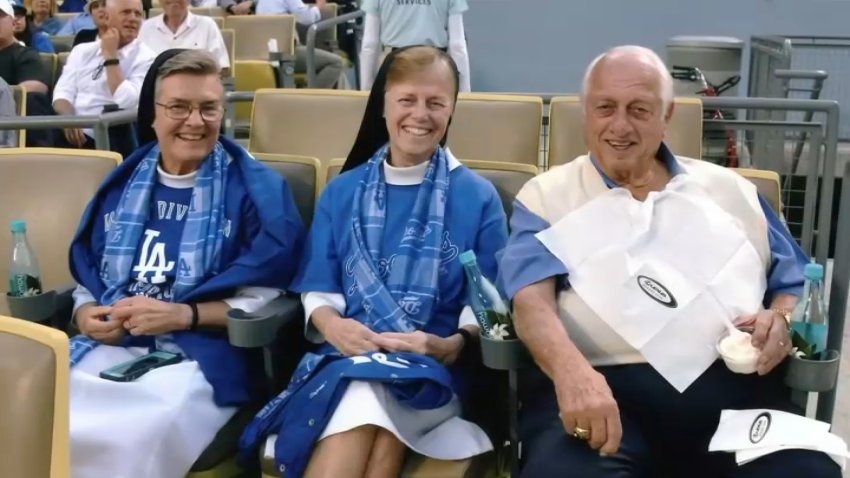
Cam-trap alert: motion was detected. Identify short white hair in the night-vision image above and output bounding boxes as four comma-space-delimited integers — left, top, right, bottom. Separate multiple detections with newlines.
581, 45, 674, 111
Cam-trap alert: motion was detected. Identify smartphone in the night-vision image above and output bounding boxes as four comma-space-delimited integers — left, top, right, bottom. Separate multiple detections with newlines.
99, 351, 183, 382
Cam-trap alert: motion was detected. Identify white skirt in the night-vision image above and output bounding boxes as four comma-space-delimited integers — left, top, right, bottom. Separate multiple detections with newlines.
70, 345, 237, 478
265, 380, 493, 462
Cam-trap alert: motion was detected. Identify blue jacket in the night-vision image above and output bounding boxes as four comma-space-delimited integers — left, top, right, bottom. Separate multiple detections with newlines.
240, 351, 454, 477
69, 137, 305, 406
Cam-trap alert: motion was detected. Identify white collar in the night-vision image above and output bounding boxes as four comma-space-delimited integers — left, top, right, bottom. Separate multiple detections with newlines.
382, 147, 462, 186
157, 164, 197, 188
156, 11, 193, 33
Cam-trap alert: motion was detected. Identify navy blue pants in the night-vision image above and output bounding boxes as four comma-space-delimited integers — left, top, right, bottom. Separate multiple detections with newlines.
518, 361, 842, 478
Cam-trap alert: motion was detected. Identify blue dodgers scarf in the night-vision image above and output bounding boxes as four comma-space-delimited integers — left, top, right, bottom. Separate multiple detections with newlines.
69, 142, 229, 365
350, 144, 450, 332
240, 352, 454, 478
69, 137, 305, 405
239, 146, 454, 473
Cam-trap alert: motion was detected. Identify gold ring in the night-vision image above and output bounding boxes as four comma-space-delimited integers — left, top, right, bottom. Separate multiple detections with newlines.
572, 426, 591, 441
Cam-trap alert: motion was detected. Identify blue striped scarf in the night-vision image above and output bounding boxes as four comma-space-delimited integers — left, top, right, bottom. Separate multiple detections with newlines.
349, 144, 450, 332
70, 143, 230, 366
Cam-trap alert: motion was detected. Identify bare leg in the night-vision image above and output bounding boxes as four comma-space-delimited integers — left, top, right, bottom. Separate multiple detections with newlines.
363, 428, 407, 478
305, 425, 379, 478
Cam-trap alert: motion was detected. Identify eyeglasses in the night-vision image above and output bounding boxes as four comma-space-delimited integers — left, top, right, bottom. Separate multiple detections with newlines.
155, 102, 223, 122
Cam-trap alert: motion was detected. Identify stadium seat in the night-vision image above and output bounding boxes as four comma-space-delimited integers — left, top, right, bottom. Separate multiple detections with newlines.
326, 158, 536, 219
461, 160, 539, 218
53, 12, 75, 23
0, 149, 119, 315
48, 36, 73, 54
233, 62, 277, 130
254, 153, 323, 227
295, 2, 339, 52
148, 6, 226, 17
10, 85, 26, 146
0, 316, 69, 478
448, 93, 543, 167
56, 52, 71, 83
38, 52, 57, 89
212, 16, 223, 29
547, 96, 703, 168
249, 89, 368, 164
734, 167, 782, 213
223, 15, 296, 61
220, 28, 235, 71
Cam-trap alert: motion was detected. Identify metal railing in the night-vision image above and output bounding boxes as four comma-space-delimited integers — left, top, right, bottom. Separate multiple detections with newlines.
305, 10, 365, 89
0, 109, 137, 151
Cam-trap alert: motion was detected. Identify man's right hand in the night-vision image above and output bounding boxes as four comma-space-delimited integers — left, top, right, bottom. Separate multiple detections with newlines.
231, 1, 253, 14
63, 128, 87, 147
320, 315, 380, 356
76, 303, 124, 345
555, 366, 623, 455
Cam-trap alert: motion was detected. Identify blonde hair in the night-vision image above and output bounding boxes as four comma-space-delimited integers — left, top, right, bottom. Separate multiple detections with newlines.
25, 0, 57, 16
385, 46, 459, 97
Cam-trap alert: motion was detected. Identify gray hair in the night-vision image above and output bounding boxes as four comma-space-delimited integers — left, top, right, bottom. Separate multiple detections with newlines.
581, 45, 674, 111
154, 50, 221, 99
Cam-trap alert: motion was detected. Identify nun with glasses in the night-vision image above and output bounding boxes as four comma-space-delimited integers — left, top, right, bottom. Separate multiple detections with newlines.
66, 49, 304, 478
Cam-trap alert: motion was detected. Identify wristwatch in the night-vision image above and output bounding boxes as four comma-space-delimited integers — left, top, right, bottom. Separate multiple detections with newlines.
103, 58, 120, 67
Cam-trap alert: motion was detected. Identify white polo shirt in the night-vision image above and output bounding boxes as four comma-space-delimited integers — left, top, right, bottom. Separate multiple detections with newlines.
53, 38, 156, 122
139, 12, 230, 69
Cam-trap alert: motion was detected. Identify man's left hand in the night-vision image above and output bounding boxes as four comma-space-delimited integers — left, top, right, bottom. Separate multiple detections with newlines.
100, 27, 120, 59
111, 296, 192, 336
735, 310, 792, 375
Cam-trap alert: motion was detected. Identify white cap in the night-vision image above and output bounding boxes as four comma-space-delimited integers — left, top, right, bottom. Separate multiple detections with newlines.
0, 0, 14, 17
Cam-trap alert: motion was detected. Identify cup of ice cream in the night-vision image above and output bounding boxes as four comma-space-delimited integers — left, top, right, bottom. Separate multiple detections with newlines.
716, 326, 760, 374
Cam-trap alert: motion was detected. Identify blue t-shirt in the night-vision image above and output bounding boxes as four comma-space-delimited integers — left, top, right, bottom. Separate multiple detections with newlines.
292, 162, 507, 339
121, 183, 194, 301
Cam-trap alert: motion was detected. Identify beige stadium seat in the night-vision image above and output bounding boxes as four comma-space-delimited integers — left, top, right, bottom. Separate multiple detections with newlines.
212, 16, 224, 29
733, 168, 782, 213
56, 52, 71, 82
326, 159, 537, 219
53, 12, 75, 22
223, 15, 296, 61
447, 93, 543, 167
191, 6, 226, 16
253, 153, 322, 227
0, 149, 119, 315
148, 7, 162, 16
462, 160, 538, 219
296, 2, 338, 51
325, 157, 345, 184
249, 89, 368, 164
547, 96, 703, 169
220, 28, 235, 69
38, 52, 57, 89
0, 316, 69, 478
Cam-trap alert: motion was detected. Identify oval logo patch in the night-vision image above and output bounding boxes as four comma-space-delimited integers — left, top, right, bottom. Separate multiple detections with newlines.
636, 275, 678, 308
749, 412, 771, 444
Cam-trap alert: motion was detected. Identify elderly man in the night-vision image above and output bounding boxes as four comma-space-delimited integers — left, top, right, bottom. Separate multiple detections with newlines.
52, 0, 155, 155
139, 0, 230, 76
498, 45, 841, 478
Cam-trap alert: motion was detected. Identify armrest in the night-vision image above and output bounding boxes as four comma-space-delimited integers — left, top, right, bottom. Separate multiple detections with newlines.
54, 283, 76, 333
480, 335, 534, 370
227, 294, 303, 348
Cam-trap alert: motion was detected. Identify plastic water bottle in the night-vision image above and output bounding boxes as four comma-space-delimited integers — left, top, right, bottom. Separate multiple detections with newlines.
459, 250, 516, 340
790, 262, 828, 360
8, 219, 42, 297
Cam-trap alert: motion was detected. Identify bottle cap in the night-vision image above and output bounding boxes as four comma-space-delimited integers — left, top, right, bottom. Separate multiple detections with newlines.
803, 262, 824, 281
10, 219, 26, 233
459, 250, 478, 266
